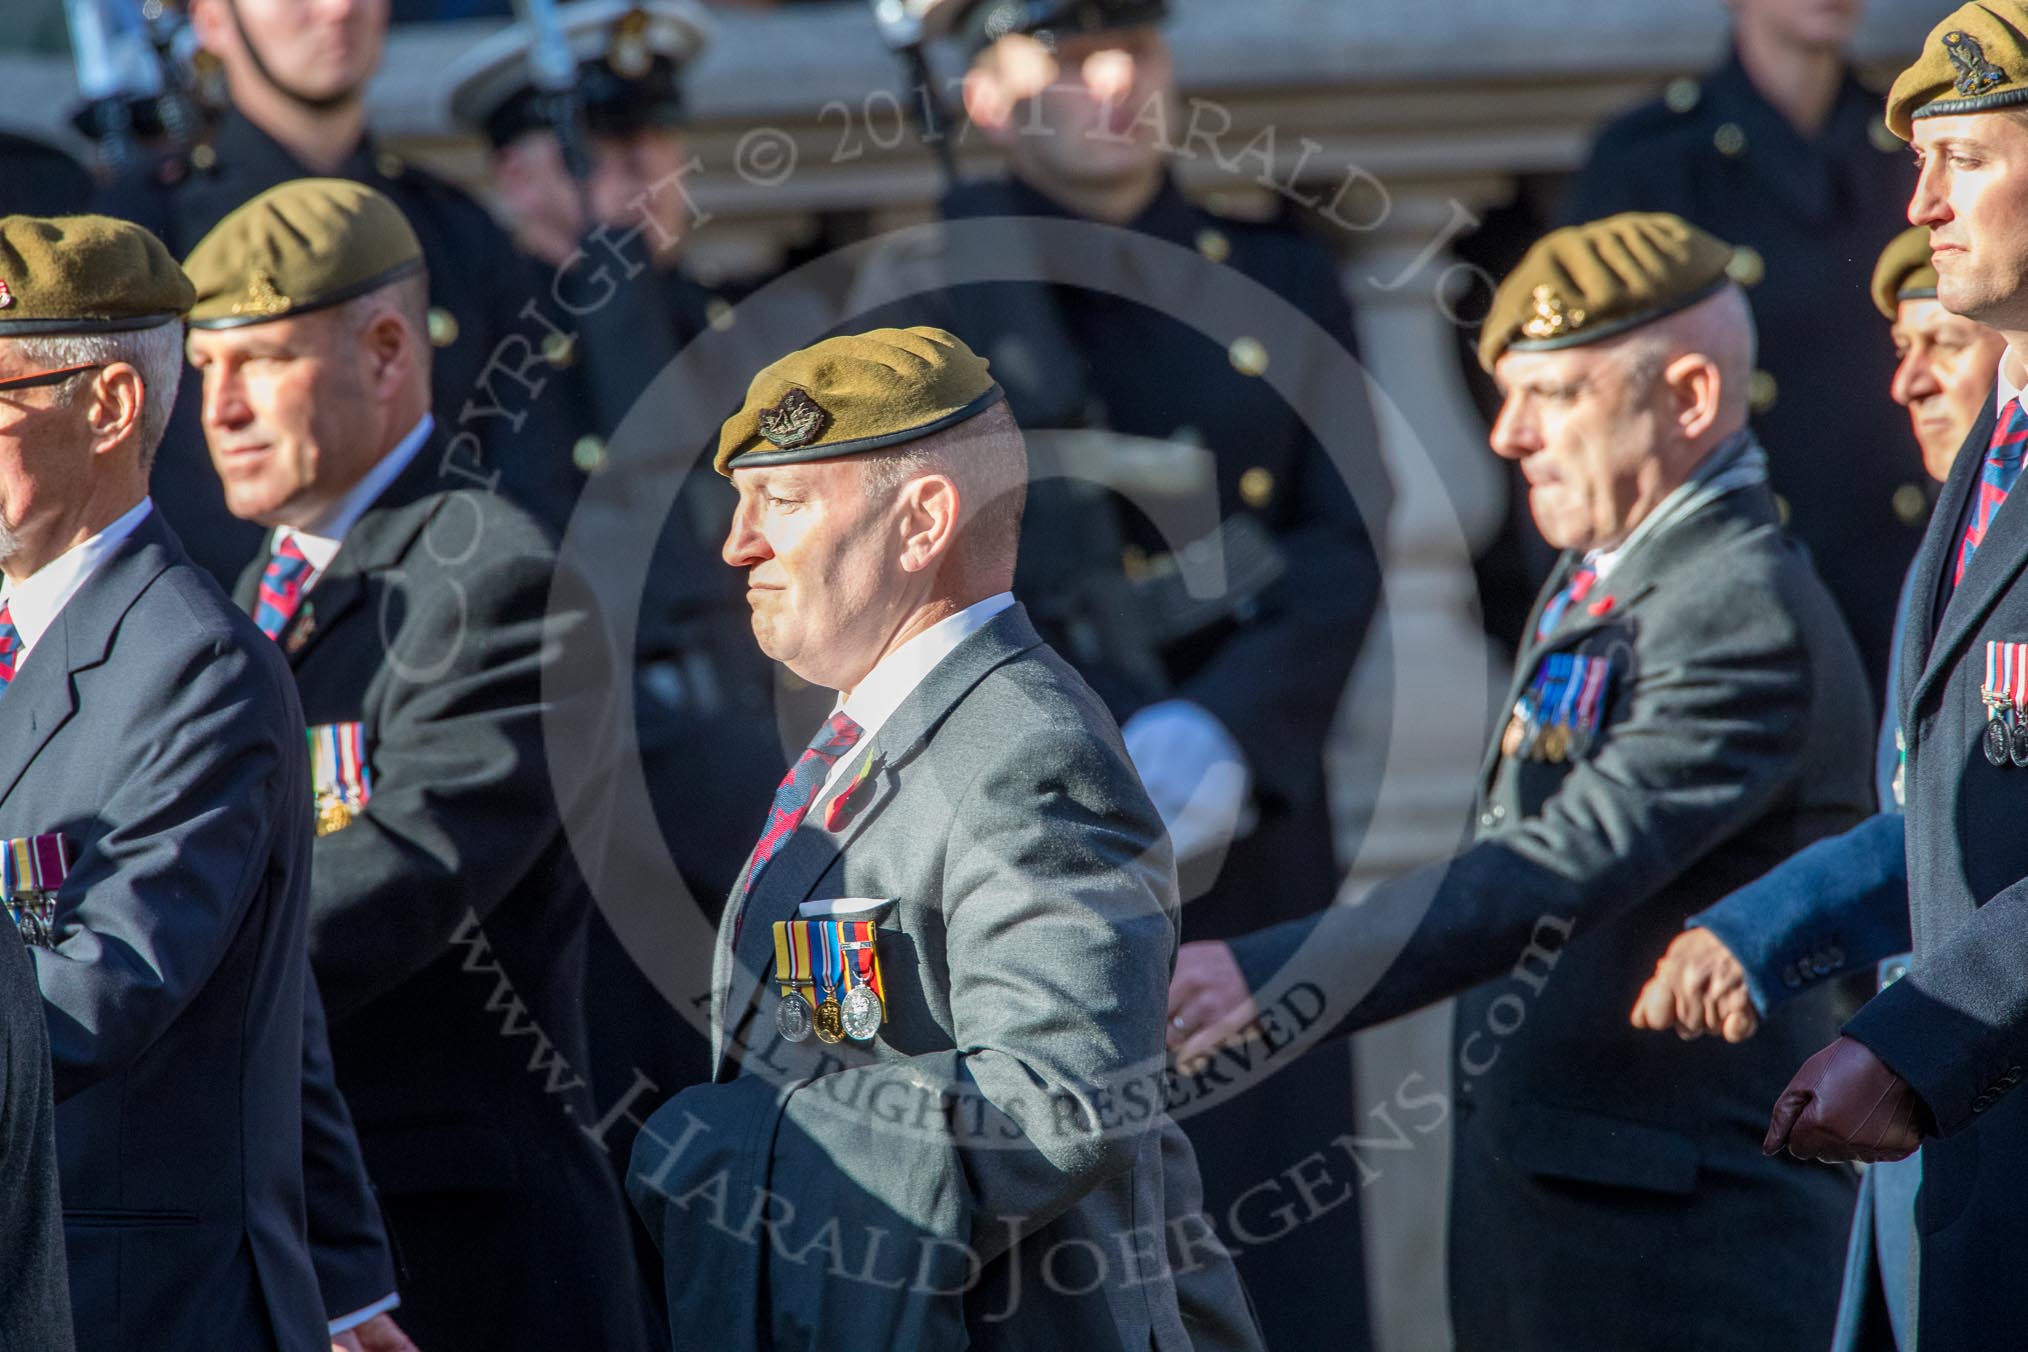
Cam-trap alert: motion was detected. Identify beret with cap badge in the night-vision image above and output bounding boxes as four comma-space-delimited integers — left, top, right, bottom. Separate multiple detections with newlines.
1886, 1, 2028, 141
716, 327, 1004, 476
184, 178, 424, 331
1478, 211, 1738, 373
0, 213, 192, 336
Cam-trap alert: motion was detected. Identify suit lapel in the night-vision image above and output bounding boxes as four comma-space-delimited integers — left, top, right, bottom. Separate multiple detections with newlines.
1908, 395, 2004, 720
0, 514, 179, 805
235, 439, 448, 666
711, 604, 1046, 1076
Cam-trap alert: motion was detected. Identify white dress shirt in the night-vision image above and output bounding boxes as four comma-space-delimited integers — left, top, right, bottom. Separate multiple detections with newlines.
0, 496, 154, 676
819, 591, 1015, 797
273, 414, 433, 580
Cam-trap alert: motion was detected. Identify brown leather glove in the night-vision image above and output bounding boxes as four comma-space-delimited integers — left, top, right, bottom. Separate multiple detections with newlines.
1763, 1035, 1931, 1163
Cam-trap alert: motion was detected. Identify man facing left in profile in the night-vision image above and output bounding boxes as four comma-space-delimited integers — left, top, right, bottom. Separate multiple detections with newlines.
629, 327, 1261, 1351
0, 215, 327, 1350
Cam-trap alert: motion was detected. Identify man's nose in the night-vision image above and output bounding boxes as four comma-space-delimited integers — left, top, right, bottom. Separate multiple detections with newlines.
1892, 352, 1939, 406
722, 506, 770, 568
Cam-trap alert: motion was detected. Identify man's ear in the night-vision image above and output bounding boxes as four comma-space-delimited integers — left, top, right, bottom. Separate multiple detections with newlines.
1662, 352, 1724, 443
360, 310, 415, 402
897, 473, 962, 574
84, 363, 147, 459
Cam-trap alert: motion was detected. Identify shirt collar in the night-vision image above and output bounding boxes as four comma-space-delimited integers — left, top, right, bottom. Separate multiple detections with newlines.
1999, 347, 2027, 414
835, 592, 1016, 748
1, 497, 154, 660
276, 414, 433, 574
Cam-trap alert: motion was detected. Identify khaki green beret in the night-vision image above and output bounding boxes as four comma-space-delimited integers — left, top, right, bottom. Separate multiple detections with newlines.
1478, 212, 1737, 373
1887, 3, 2028, 140
0, 214, 192, 336
1872, 226, 1940, 319
716, 327, 1005, 476
185, 178, 423, 330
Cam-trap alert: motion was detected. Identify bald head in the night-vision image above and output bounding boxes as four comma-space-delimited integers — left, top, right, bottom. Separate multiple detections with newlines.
1607, 282, 1758, 447
860, 398, 1029, 596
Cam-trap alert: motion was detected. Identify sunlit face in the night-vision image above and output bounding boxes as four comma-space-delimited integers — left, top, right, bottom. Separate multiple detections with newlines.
1489, 345, 1672, 553
722, 458, 907, 690
1910, 113, 2028, 331
1727, 0, 1865, 51
196, 0, 387, 103
0, 345, 96, 565
972, 25, 1174, 188
186, 313, 376, 528
1890, 297, 2007, 481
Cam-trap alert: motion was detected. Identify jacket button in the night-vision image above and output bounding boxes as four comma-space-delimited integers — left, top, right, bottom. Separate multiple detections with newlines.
1479, 812, 1496, 829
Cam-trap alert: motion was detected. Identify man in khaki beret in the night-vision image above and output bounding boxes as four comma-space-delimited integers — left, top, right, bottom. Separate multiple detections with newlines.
1628, 223, 2006, 1351
627, 326, 1262, 1351
1758, 6, 2028, 1348
1168, 213, 1875, 1349
0, 212, 332, 1349
183, 178, 650, 1352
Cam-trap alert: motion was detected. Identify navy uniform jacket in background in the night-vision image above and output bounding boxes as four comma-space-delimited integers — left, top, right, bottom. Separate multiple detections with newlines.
856, 171, 1390, 1352
1, 512, 325, 1351
233, 438, 648, 1352
1232, 460, 1872, 1351
96, 108, 577, 586
0, 928, 71, 1351
1560, 50, 1919, 702
0, 132, 94, 217
1840, 390, 2028, 1352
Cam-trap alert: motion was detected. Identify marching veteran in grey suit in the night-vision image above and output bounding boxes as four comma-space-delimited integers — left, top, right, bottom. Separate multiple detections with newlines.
0, 215, 327, 1349
1166, 214, 1876, 1351
627, 327, 1261, 1351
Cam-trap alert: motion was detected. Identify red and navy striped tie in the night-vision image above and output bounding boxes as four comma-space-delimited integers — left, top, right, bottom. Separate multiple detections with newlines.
1955, 396, 2028, 586
254, 536, 316, 641
0, 603, 17, 690
730, 710, 863, 944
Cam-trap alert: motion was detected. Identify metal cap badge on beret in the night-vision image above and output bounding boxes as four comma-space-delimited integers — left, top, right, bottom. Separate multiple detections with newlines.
445, 0, 712, 147
0, 214, 192, 336
1478, 212, 1737, 373
184, 179, 424, 331
1871, 226, 1940, 319
1886, 2, 2028, 140
923, 0, 1167, 55
716, 327, 1004, 476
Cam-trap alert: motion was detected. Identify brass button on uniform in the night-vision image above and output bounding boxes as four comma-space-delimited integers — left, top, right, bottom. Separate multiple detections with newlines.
1774, 492, 1792, 527
1239, 466, 1275, 509
376, 150, 406, 180
1228, 337, 1268, 378
1196, 228, 1232, 264
1726, 245, 1765, 288
427, 306, 459, 348
572, 434, 609, 475
1749, 369, 1778, 414
706, 296, 737, 331
1870, 119, 1902, 154
1665, 77, 1701, 114
1893, 483, 1929, 526
1714, 122, 1748, 158
542, 332, 577, 368
189, 142, 218, 173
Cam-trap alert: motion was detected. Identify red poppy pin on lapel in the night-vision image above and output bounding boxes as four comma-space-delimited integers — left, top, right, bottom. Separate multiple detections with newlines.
825, 751, 877, 832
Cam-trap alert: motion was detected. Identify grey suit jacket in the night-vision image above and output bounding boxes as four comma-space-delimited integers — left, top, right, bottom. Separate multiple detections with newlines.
1231, 466, 1874, 1350
0, 511, 325, 1351
630, 604, 1259, 1351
